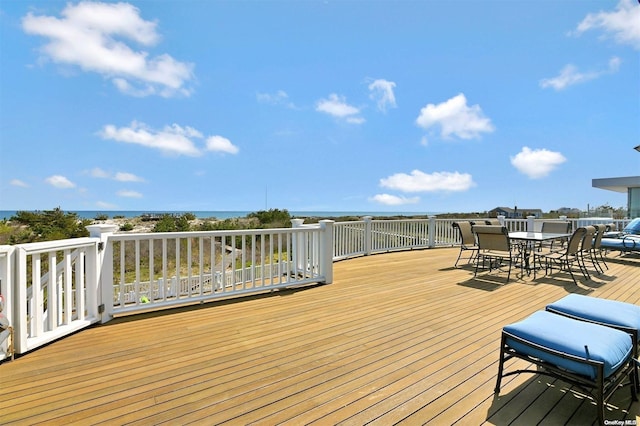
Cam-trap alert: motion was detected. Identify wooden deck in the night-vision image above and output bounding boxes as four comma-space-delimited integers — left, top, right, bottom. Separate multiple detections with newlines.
3, 247, 640, 425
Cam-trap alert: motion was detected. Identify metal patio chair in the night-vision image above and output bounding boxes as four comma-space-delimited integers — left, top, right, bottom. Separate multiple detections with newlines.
452, 221, 479, 268
473, 225, 515, 283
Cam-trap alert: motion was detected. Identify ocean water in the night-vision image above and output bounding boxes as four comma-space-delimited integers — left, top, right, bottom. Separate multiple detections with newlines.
0, 210, 435, 221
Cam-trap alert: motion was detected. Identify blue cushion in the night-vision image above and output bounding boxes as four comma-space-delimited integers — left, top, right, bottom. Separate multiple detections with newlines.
547, 294, 640, 334
601, 237, 639, 251
503, 311, 632, 379
624, 218, 640, 235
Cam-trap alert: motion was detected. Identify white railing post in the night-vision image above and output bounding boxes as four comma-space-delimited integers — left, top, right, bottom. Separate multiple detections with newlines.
498, 215, 506, 226
526, 215, 536, 232
363, 216, 373, 255
0, 246, 14, 360
87, 224, 118, 324
14, 247, 27, 353
428, 216, 436, 247
291, 219, 306, 273
319, 220, 334, 284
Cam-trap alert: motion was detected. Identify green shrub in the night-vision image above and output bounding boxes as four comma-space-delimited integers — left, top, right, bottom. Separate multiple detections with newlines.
10, 208, 90, 243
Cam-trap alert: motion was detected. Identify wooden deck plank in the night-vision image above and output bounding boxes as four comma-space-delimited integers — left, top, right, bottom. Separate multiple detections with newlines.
2, 248, 640, 425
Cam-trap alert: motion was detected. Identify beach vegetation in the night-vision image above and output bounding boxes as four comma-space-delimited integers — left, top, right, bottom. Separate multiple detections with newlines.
152, 214, 192, 232
247, 209, 292, 228
6, 208, 90, 244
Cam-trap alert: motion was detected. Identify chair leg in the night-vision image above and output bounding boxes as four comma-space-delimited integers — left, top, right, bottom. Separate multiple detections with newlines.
495, 335, 507, 393
598, 249, 609, 270
454, 249, 463, 268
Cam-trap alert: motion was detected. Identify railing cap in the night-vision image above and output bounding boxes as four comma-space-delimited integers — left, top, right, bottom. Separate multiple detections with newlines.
86, 224, 119, 237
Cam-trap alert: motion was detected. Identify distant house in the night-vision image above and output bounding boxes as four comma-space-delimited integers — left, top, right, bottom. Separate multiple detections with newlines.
489, 207, 543, 219
557, 207, 581, 216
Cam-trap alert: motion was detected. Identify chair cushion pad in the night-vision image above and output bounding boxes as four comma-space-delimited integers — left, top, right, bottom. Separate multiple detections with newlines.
547, 294, 640, 334
600, 237, 639, 251
503, 311, 632, 379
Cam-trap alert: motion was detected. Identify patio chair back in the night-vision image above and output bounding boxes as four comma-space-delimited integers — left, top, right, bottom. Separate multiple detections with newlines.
593, 224, 606, 250
581, 226, 596, 251
541, 221, 571, 234
453, 221, 475, 246
473, 225, 510, 252
567, 227, 587, 255
485, 218, 502, 226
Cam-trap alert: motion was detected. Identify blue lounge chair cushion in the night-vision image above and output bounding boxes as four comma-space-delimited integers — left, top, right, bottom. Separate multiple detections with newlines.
547, 294, 640, 334
600, 236, 640, 251
503, 311, 632, 379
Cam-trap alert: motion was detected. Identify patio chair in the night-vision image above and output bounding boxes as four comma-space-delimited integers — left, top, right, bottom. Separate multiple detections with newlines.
591, 224, 608, 271
539, 221, 571, 252
533, 227, 587, 285
578, 226, 599, 278
473, 225, 515, 282
495, 310, 637, 425
546, 294, 640, 391
452, 221, 479, 268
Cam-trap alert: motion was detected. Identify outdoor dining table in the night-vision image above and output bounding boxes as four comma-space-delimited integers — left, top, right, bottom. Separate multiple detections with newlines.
508, 231, 572, 274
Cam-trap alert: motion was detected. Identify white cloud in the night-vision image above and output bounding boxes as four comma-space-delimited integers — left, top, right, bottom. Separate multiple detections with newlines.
96, 201, 117, 209
10, 179, 29, 188
89, 167, 110, 178
206, 135, 240, 154
380, 170, 475, 193
45, 175, 76, 189
316, 93, 365, 124
256, 90, 295, 108
415, 93, 494, 140
114, 172, 145, 182
510, 147, 567, 179
573, 0, 640, 50
540, 56, 622, 90
368, 79, 397, 112
99, 121, 238, 157
117, 190, 143, 198
22, 2, 194, 97
89, 168, 144, 182
370, 194, 420, 206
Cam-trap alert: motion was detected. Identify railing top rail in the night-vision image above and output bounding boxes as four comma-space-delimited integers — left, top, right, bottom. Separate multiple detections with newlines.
15, 237, 98, 255
107, 225, 323, 241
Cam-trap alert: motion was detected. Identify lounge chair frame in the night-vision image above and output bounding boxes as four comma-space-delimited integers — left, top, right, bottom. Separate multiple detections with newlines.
495, 330, 637, 425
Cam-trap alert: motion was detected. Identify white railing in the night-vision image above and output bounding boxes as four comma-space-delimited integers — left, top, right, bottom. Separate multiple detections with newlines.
12, 238, 100, 354
0, 215, 632, 357
0, 245, 14, 360
100, 220, 334, 320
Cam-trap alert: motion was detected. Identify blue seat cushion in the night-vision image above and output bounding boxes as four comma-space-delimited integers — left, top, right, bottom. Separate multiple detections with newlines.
503, 311, 632, 379
600, 237, 639, 251
547, 294, 640, 334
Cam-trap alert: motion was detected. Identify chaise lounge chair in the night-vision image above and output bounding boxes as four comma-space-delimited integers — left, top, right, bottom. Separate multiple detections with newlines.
496, 310, 637, 424
600, 218, 640, 254
546, 293, 640, 391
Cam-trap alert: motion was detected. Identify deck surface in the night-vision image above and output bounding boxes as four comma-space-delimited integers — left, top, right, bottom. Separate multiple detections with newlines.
3, 247, 640, 425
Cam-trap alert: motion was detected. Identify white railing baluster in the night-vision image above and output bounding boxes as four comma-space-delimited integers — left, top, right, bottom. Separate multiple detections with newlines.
63, 249, 72, 325
33, 254, 43, 337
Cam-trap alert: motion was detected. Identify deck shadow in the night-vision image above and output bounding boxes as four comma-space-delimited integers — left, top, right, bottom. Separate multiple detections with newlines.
487, 372, 638, 425
458, 275, 509, 291
102, 282, 325, 326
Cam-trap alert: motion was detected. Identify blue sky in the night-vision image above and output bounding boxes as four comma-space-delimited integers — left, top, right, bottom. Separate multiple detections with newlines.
1, 0, 638, 214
